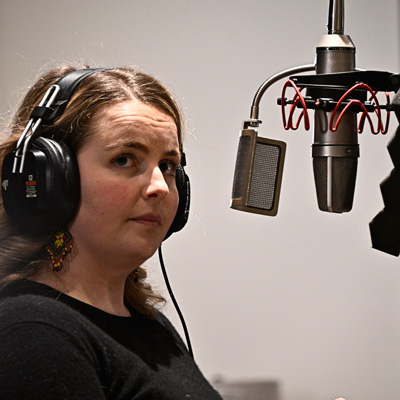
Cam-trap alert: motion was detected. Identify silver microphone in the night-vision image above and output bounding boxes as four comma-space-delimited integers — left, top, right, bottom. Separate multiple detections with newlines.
312, 0, 359, 213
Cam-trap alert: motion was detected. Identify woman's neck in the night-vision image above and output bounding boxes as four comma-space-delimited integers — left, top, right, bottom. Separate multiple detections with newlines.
32, 261, 133, 317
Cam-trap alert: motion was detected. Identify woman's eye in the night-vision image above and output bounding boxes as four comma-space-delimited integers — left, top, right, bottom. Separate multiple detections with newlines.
112, 155, 134, 168
159, 161, 178, 176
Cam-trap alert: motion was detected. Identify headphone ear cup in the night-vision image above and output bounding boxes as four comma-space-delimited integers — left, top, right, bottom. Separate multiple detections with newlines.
1, 137, 80, 232
164, 164, 190, 240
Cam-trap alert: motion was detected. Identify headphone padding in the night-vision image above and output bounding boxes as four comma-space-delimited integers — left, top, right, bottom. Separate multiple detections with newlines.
1, 137, 80, 232
164, 164, 190, 240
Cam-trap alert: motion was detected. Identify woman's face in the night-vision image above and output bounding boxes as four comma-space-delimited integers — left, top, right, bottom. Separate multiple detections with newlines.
68, 99, 180, 273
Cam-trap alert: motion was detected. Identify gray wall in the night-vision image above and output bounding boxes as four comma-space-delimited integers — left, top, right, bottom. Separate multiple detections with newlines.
1, 1, 399, 399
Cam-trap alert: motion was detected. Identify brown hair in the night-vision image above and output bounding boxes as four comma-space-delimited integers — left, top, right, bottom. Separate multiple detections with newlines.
0, 64, 184, 315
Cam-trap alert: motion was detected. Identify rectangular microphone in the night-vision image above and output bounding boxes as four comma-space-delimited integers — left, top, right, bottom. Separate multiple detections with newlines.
231, 127, 286, 216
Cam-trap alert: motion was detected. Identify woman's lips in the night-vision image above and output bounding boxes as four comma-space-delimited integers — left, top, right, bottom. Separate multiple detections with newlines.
131, 214, 161, 227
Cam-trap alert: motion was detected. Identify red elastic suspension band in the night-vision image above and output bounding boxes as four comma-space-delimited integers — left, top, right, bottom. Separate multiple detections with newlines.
281, 79, 310, 131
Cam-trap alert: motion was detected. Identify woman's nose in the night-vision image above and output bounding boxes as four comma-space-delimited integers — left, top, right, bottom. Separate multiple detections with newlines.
143, 166, 169, 199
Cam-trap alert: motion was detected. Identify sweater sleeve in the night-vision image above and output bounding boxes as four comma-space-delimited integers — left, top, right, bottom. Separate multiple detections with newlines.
0, 297, 107, 400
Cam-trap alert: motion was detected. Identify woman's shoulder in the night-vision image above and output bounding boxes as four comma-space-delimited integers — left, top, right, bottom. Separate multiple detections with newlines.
0, 292, 94, 340
0, 290, 113, 368
0, 279, 88, 327
0, 291, 76, 320
0, 293, 113, 399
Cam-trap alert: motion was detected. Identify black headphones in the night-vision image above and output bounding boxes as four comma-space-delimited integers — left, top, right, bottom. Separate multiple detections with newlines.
1, 68, 190, 238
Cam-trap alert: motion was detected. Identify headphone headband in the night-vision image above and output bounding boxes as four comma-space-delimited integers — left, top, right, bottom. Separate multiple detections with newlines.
29, 68, 105, 125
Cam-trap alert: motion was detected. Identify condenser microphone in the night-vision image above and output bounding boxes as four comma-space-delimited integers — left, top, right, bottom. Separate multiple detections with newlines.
311, 0, 359, 213
231, 121, 286, 216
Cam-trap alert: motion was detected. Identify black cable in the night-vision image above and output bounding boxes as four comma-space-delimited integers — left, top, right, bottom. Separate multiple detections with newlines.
158, 245, 194, 359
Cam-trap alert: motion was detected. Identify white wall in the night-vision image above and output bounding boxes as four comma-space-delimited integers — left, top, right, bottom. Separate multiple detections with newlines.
1, 1, 399, 399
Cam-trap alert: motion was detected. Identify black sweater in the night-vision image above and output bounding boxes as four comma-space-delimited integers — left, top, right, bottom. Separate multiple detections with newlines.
0, 280, 222, 399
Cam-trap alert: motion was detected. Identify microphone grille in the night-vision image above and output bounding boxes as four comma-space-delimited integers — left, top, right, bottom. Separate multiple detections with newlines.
248, 141, 282, 209
313, 156, 357, 213
231, 129, 286, 216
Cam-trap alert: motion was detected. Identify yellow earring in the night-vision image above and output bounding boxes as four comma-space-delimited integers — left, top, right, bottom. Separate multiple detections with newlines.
45, 229, 73, 272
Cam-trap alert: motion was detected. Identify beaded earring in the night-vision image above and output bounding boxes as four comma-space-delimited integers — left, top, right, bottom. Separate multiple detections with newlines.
45, 229, 73, 272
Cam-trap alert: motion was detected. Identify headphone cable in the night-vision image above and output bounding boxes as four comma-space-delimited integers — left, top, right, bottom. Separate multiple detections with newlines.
158, 245, 194, 359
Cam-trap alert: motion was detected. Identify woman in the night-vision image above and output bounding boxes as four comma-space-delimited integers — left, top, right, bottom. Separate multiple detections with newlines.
0, 65, 221, 399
